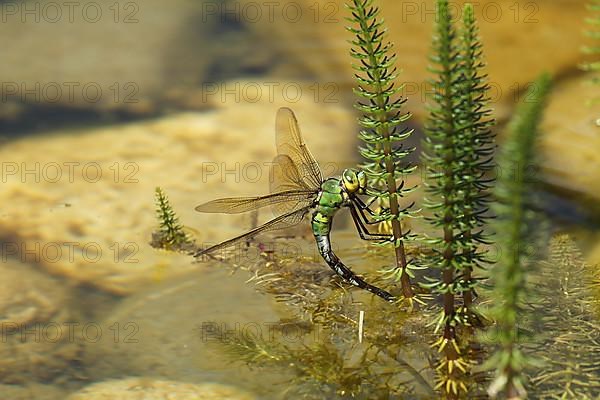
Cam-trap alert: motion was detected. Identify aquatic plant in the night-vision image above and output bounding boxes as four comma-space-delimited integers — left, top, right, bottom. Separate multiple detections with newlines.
453, 4, 495, 316
203, 318, 420, 398
151, 187, 194, 252
347, 0, 419, 300
196, 243, 434, 398
530, 235, 600, 398
486, 73, 551, 400
419, 1, 495, 396
420, 0, 464, 392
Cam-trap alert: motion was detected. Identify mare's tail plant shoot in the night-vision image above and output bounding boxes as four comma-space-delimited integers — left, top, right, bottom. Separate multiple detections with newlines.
453, 4, 495, 317
486, 73, 552, 400
347, 0, 419, 301
421, 1, 495, 396
151, 187, 194, 252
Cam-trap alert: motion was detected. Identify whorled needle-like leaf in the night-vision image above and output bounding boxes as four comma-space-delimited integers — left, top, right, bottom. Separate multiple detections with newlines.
151, 187, 195, 252
347, 0, 419, 301
486, 73, 552, 400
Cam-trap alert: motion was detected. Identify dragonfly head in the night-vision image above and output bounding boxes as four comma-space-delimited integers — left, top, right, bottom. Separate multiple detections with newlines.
342, 169, 367, 195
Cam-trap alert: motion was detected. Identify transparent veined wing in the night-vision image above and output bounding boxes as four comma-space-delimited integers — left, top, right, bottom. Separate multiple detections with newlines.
270, 154, 310, 193
269, 154, 320, 215
195, 189, 317, 214
194, 206, 311, 257
274, 107, 323, 190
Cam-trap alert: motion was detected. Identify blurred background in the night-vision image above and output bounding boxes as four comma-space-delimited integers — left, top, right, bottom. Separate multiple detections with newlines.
0, 0, 598, 398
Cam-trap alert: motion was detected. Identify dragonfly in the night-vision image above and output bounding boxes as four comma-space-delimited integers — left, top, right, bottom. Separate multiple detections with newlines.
194, 107, 395, 302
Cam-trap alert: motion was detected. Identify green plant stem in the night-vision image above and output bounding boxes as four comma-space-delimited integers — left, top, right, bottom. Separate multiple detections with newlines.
351, 1, 414, 298
438, 0, 458, 354
456, 2, 495, 313
487, 73, 551, 400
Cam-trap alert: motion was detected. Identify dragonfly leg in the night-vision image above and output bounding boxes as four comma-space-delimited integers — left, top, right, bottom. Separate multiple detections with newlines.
362, 196, 378, 209
349, 205, 393, 241
356, 197, 415, 219
356, 202, 391, 226
354, 197, 396, 224
351, 200, 395, 239
355, 197, 381, 218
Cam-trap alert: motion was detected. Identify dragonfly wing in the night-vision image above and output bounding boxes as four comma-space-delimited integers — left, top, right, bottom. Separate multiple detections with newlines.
194, 206, 312, 257
195, 189, 317, 214
270, 154, 309, 193
275, 107, 323, 190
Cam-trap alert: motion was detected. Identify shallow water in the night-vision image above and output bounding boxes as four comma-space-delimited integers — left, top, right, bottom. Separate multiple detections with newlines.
0, 0, 598, 398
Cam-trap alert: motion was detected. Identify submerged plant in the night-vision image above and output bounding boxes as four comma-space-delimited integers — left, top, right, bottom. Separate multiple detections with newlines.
486, 73, 551, 399
203, 318, 421, 398
347, 0, 419, 301
530, 235, 600, 398
151, 187, 194, 252
194, 241, 434, 398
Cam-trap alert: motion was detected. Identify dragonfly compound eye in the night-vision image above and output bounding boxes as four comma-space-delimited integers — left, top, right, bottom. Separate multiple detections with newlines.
342, 169, 359, 193
357, 171, 367, 191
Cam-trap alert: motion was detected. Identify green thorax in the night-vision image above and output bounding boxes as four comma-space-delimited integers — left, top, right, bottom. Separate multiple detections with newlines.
311, 178, 348, 236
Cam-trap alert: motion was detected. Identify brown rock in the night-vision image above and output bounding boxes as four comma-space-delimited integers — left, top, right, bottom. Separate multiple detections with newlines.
539, 74, 600, 205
